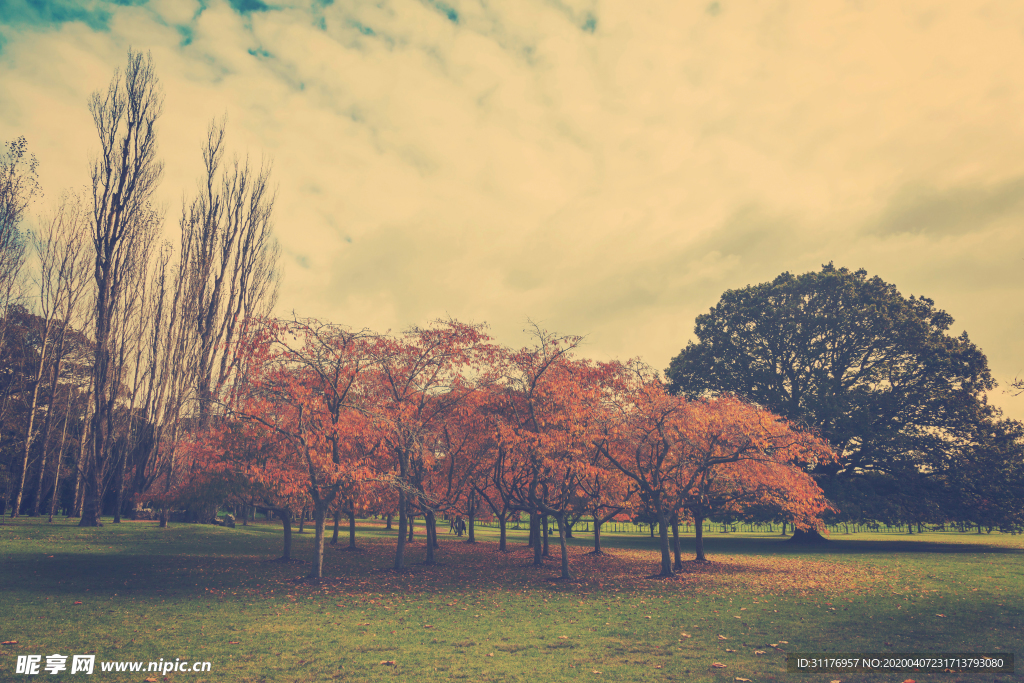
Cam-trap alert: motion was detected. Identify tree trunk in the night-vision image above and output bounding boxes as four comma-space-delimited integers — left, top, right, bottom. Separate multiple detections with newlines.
542, 515, 550, 557
423, 510, 436, 565
694, 512, 707, 563
394, 489, 407, 571
780, 521, 787, 536
528, 512, 536, 547
12, 327, 51, 518
555, 513, 572, 580
408, 513, 415, 542
532, 512, 543, 566
298, 507, 306, 533
591, 515, 603, 555
788, 527, 829, 544
309, 504, 326, 578
498, 511, 507, 551
348, 508, 357, 549
331, 509, 340, 544
466, 505, 476, 543
48, 397, 73, 523
385, 513, 392, 530
671, 516, 682, 571
656, 510, 673, 577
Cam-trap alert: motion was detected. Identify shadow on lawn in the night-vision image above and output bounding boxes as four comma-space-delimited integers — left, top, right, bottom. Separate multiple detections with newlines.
563, 532, 1024, 557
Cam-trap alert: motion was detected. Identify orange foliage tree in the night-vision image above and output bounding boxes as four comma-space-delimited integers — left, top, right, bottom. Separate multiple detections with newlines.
494, 328, 612, 580
365, 320, 497, 570
227, 317, 379, 578
601, 363, 836, 575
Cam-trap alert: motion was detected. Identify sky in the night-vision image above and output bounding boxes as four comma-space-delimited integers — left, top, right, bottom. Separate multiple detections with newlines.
1, 0, 1022, 419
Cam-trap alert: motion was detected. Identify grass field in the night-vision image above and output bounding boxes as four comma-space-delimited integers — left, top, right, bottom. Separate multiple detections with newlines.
0, 517, 1020, 682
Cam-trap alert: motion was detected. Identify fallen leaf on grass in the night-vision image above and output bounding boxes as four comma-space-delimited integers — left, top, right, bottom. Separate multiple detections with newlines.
778, 640, 788, 644
711, 662, 727, 668
591, 671, 602, 675
902, 680, 915, 683
734, 616, 742, 619
1, 641, 17, 645
424, 625, 433, 629
830, 680, 842, 683
558, 636, 568, 640
645, 615, 652, 619
73, 601, 83, 605
725, 649, 737, 652
736, 678, 752, 682
486, 653, 494, 657
228, 641, 240, 645
654, 665, 662, 669
146, 678, 158, 682
754, 650, 766, 655
718, 635, 729, 640
935, 614, 946, 617
379, 660, 396, 666
680, 633, 692, 638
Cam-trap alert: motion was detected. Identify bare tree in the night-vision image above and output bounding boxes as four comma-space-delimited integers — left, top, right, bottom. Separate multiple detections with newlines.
187, 118, 280, 428
0, 137, 41, 519
80, 48, 164, 527
8, 193, 90, 516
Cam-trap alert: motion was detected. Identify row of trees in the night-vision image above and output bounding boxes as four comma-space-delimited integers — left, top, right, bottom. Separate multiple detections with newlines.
0, 49, 280, 526
167, 319, 836, 580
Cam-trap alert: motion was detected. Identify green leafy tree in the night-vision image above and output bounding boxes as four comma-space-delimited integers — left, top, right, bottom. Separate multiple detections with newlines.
666, 264, 997, 529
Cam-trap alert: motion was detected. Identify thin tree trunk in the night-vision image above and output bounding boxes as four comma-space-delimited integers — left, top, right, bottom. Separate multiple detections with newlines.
591, 515, 603, 555
498, 511, 507, 551
12, 328, 52, 517
694, 512, 707, 563
310, 504, 326, 579
394, 489, 406, 570
385, 513, 392, 530
532, 512, 543, 566
423, 510, 436, 565
671, 515, 682, 571
555, 513, 571, 580
656, 510, 673, 577
408, 513, 415, 542
48, 398, 72, 523
298, 507, 305, 533
331, 509, 340, 544
466, 503, 476, 543
348, 508, 357, 549
542, 514, 550, 556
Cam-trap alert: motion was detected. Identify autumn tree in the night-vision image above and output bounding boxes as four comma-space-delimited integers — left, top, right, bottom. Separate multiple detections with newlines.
668, 396, 836, 561
228, 318, 378, 578
494, 328, 609, 580
367, 320, 496, 570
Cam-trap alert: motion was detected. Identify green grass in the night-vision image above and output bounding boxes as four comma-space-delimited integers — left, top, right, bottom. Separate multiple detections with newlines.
0, 518, 1021, 682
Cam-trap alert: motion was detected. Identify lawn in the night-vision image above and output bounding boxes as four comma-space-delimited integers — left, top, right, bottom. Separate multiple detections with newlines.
0, 517, 1020, 682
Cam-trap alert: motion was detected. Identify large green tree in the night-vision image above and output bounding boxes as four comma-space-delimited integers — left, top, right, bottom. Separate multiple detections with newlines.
665, 264, 1000, 527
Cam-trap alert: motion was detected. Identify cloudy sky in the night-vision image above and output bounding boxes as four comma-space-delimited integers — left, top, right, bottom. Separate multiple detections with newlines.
1, 0, 1023, 419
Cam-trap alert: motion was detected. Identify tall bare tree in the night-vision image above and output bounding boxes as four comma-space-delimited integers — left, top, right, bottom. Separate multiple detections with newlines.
186, 118, 280, 428
80, 49, 164, 527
